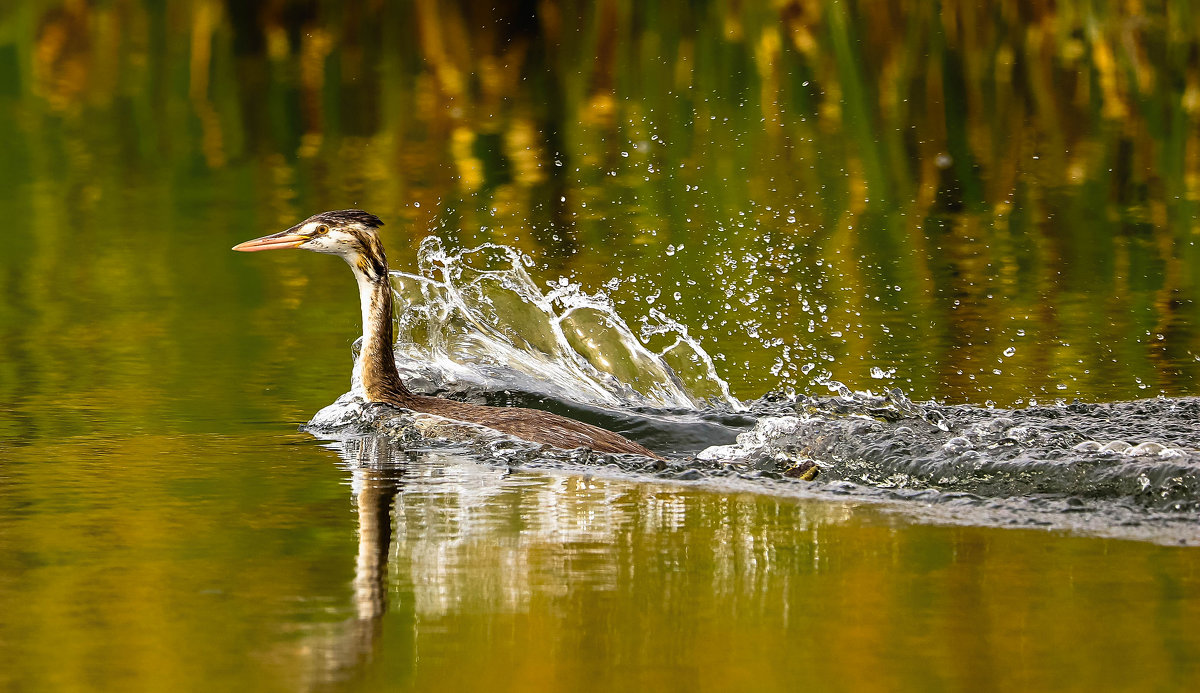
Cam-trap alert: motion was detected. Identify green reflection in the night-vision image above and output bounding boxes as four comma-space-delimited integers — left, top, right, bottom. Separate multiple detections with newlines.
1, 0, 1198, 411
6, 436, 1198, 692
2, 2, 1200, 691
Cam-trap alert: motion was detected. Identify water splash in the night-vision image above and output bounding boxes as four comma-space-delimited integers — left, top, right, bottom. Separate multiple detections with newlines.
302, 238, 1200, 544
718, 390, 1200, 514
383, 236, 739, 410
306, 387, 1200, 545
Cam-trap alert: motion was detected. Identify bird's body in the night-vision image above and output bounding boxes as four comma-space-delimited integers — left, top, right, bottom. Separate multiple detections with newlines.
235, 210, 660, 458
400, 394, 658, 454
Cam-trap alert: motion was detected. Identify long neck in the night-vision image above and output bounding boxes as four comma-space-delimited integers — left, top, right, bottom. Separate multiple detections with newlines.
351, 258, 413, 404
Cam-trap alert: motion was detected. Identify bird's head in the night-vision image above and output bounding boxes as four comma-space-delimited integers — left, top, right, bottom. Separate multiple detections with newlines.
233, 209, 389, 279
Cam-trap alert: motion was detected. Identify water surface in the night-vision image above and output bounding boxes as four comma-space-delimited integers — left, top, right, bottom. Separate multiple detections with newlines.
2, 1, 1199, 690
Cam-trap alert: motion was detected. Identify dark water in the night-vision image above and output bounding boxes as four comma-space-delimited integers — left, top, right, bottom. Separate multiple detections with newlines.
2, 1, 1200, 690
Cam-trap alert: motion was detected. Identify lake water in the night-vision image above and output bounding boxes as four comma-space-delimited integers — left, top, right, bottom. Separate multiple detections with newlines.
1, 1, 1199, 691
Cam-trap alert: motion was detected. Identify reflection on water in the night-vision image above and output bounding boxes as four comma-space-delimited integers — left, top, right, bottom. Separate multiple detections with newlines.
3, 2, 1200, 691
303, 439, 402, 685
2, 0, 1198, 405
281, 436, 1200, 692
0, 435, 1197, 692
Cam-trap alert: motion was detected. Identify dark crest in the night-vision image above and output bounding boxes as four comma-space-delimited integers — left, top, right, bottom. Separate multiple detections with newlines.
308, 209, 385, 229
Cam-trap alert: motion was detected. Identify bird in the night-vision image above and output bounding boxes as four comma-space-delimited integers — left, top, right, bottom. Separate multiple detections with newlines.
234, 209, 661, 458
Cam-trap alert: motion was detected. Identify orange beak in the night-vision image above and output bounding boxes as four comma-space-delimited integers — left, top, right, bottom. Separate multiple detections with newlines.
232, 232, 308, 252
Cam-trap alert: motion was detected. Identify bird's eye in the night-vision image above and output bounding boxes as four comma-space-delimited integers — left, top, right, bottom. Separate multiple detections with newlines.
316, 225, 329, 235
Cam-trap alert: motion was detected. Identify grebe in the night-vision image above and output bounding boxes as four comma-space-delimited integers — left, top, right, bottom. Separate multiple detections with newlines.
234, 210, 660, 458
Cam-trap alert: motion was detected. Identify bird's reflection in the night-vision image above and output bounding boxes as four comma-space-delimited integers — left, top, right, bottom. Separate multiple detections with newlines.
304, 435, 408, 689
296, 433, 855, 690
346, 436, 402, 625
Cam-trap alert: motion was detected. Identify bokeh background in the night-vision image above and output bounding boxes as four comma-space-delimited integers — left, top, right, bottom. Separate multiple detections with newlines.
4, 3, 1200, 693
2, 0, 1199, 421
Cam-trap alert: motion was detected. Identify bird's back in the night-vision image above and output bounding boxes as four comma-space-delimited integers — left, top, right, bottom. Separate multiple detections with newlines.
405, 395, 662, 459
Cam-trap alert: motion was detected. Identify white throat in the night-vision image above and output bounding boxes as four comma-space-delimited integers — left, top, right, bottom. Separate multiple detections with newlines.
350, 262, 382, 395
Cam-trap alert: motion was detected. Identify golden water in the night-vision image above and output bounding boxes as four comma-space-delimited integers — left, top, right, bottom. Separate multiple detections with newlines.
2, 2, 1199, 690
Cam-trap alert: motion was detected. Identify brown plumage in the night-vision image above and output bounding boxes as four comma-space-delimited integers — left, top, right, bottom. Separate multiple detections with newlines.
235, 210, 662, 459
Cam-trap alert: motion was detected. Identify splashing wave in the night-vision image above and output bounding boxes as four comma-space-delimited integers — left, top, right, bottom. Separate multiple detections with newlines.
306, 239, 1200, 544
722, 387, 1200, 513
379, 236, 739, 410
